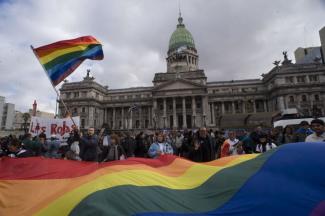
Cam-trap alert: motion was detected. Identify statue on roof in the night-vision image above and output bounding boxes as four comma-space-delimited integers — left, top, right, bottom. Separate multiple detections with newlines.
83, 69, 95, 81
273, 60, 281, 67
281, 51, 292, 65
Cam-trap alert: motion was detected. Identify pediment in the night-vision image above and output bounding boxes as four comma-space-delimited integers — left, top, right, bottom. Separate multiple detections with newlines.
154, 79, 205, 91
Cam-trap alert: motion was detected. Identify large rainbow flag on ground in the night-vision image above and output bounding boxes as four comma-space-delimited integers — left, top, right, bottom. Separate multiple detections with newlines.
32, 36, 104, 86
0, 142, 325, 216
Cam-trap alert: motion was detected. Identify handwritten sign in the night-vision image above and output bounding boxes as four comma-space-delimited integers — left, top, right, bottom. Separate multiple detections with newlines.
29, 116, 80, 140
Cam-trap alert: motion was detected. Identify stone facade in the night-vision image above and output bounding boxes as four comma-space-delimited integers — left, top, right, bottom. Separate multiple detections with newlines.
59, 17, 325, 130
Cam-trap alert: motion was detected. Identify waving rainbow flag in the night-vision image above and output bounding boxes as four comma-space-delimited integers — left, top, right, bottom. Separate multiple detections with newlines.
32, 36, 104, 86
0, 142, 325, 216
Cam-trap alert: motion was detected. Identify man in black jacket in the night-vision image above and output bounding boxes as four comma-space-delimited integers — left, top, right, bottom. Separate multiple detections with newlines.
122, 132, 136, 157
198, 127, 215, 162
79, 127, 99, 161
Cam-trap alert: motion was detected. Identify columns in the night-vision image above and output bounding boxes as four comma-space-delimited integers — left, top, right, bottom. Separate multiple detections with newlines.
192, 97, 196, 128
88, 106, 94, 128
202, 96, 208, 127
121, 107, 125, 129
139, 106, 142, 129
129, 108, 133, 129
148, 106, 152, 128
153, 99, 158, 129
173, 97, 177, 128
263, 100, 267, 112
112, 107, 116, 129
232, 101, 235, 114
277, 96, 285, 111
221, 101, 225, 114
252, 100, 257, 113
163, 98, 167, 128
182, 97, 187, 128
211, 102, 215, 125
103, 108, 106, 125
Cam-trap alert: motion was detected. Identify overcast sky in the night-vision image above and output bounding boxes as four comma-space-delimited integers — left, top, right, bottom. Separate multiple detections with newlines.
0, 0, 325, 113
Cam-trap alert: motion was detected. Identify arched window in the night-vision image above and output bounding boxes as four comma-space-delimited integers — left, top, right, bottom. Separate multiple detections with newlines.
289, 96, 295, 103
301, 95, 307, 102
314, 94, 320, 101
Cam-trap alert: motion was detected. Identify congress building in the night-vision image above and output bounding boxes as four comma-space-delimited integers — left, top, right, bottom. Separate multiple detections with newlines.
59, 15, 325, 130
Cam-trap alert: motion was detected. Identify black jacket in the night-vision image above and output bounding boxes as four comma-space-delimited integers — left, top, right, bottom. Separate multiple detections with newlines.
121, 137, 136, 157
104, 145, 126, 162
198, 135, 215, 162
79, 135, 99, 161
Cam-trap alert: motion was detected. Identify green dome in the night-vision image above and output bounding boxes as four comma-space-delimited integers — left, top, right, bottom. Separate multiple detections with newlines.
168, 17, 195, 52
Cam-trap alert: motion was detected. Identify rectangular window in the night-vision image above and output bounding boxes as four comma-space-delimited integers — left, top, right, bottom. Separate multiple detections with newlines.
74, 92, 79, 98
309, 75, 318, 82
82, 107, 85, 112
296, 76, 306, 83
285, 77, 294, 83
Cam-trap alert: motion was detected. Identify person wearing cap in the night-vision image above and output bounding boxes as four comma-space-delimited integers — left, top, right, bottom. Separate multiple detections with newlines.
294, 121, 313, 142
305, 119, 325, 142
255, 133, 277, 153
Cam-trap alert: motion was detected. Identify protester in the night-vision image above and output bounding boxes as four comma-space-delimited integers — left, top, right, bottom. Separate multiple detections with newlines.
255, 133, 277, 153
214, 129, 225, 158
305, 119, 325, 142
220, 131, 241, 157
250, 126, 263, 147
44, 134, 61, 159
133, 132, 147, 157
198, 127, 215, 162
7, 139, 34, 158
103, 134, 127, 161
180, 130, 192, 158
294, 121, 313, 142
239, 130, 254, 154
173, 131, 183, 156
79, 127, 99, 161
148, 131, 173, 158
269, 127, 283, 146
22, 133, 41, 156
188, 137, 203, 162
282, 126, 295, 144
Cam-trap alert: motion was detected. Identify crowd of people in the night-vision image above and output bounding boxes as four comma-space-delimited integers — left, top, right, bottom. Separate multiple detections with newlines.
0, 119, 324, 162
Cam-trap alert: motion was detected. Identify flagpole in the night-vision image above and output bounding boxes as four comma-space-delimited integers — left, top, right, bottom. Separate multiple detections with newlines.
30, 45, 76, 126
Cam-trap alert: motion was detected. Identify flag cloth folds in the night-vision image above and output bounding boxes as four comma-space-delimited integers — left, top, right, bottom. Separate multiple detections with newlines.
0, 142, 325, 216
32, 36, 104, 86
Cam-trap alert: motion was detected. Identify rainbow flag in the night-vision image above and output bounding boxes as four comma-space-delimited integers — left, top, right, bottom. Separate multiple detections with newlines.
0, 142, 325, 216
32, 36, 104, 86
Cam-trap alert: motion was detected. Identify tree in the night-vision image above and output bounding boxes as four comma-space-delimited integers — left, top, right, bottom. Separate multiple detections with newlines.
22, 112, 31, 134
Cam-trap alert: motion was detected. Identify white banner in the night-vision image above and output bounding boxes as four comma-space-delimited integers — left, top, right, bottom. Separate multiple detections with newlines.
29, 116, 80, 140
